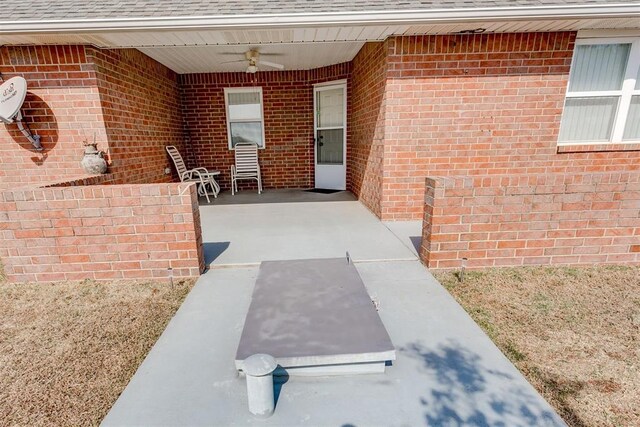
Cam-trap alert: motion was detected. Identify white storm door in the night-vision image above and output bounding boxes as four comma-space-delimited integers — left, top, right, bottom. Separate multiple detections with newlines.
314, 82, 346, 190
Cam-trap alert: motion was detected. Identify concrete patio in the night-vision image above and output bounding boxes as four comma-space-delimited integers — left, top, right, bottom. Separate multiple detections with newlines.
103, 190, 564, 426
199, 190, 420, 266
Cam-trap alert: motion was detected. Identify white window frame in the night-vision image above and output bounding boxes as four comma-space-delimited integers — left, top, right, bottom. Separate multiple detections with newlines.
224, 87, 266, 150
559, 36, 640, 146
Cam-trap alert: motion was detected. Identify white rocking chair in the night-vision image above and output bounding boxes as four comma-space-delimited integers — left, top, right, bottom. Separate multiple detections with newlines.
166, 145, 220, 202
231, 142, 262, 195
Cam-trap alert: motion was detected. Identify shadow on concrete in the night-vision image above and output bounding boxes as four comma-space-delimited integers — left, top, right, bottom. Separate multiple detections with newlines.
273, 371, 289, 408
409, 236, 422, 254
203, 242, 230, 265
400, 341, 564, 426
199, 189, 356, 206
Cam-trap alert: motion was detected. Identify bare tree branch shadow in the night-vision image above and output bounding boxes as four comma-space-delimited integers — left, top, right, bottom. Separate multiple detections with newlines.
400, 341, 567, 427
521, 366, 587, 427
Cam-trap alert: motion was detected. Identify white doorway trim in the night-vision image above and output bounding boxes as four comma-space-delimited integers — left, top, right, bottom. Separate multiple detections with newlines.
313, 80, 347, 190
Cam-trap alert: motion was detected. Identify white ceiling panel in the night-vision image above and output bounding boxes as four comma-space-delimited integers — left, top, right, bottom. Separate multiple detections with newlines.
138, 42, 364, 74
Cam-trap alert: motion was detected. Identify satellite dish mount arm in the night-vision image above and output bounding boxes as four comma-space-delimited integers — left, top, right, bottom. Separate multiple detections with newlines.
14, 110, 42, 151
0, 76, 42, 151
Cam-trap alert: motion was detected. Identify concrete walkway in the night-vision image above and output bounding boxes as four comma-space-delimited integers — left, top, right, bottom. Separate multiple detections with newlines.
103, 191, 565, 426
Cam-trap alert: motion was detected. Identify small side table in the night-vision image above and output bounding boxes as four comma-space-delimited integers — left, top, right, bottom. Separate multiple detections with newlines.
199, 170, 221, 199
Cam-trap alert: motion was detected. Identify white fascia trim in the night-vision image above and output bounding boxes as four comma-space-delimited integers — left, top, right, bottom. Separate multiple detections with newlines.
0, 4, 639, 33
577, 29, 640, 39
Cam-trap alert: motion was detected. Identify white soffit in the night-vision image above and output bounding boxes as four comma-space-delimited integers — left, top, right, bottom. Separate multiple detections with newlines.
0, 26, 403, 47
138, 42, 364, 74
1, 15, 639, 73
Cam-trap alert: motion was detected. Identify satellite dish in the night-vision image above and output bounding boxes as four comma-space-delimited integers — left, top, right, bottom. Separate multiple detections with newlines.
0, 76, 42, 150
0, 76, 28, 124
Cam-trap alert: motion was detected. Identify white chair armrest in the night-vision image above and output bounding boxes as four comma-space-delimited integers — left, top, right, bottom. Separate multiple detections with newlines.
182, 168, 207, 182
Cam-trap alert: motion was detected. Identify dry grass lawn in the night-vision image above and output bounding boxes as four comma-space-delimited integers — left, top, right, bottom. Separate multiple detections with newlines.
0, 277, 194, 426
435, 265, 640, 427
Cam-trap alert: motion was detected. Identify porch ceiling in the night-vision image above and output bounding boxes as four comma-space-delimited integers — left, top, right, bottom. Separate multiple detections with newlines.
137, 42, 365, 74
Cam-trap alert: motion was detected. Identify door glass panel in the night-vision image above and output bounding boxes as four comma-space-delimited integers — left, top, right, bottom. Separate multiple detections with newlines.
317, 129, 343, 165
317, 88, 344, 128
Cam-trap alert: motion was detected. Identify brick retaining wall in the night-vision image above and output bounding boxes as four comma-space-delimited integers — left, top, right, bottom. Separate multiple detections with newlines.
420, 173, 640, 269
0, 182, 204, 282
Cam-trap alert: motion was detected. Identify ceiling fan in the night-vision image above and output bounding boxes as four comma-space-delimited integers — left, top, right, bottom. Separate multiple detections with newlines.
221, 49, 285, 73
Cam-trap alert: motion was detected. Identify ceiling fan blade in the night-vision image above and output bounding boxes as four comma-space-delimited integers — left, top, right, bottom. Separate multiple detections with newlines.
258, 52, 285, 57
259, 60, 284, 70
220, 59, 247, 65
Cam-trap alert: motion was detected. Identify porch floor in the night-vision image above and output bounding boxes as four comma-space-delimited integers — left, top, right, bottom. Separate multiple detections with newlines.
102, 191, 564, 426
200, 189, 418, 266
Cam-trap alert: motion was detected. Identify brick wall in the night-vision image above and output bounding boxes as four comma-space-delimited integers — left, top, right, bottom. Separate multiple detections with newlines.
0, 45, 108, 190
90, 48, 186, 184
180, 64, 350, 190
349, 42, 388, 217
0, 45, 202, 284
420, 173, 640, 269
0, 182, 204, 282
1, 45, 187, 190
382, 32, 640, 220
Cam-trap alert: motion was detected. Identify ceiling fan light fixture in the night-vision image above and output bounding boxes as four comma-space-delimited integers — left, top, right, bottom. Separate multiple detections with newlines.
246, 64, 258, 74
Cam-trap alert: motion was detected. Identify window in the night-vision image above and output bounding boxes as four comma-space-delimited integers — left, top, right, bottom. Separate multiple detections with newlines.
224, 87, 265, 149
558, 38, 640, 145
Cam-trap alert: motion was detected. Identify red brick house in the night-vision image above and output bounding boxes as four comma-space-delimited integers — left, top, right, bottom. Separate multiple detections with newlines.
1, 1, 639, 280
